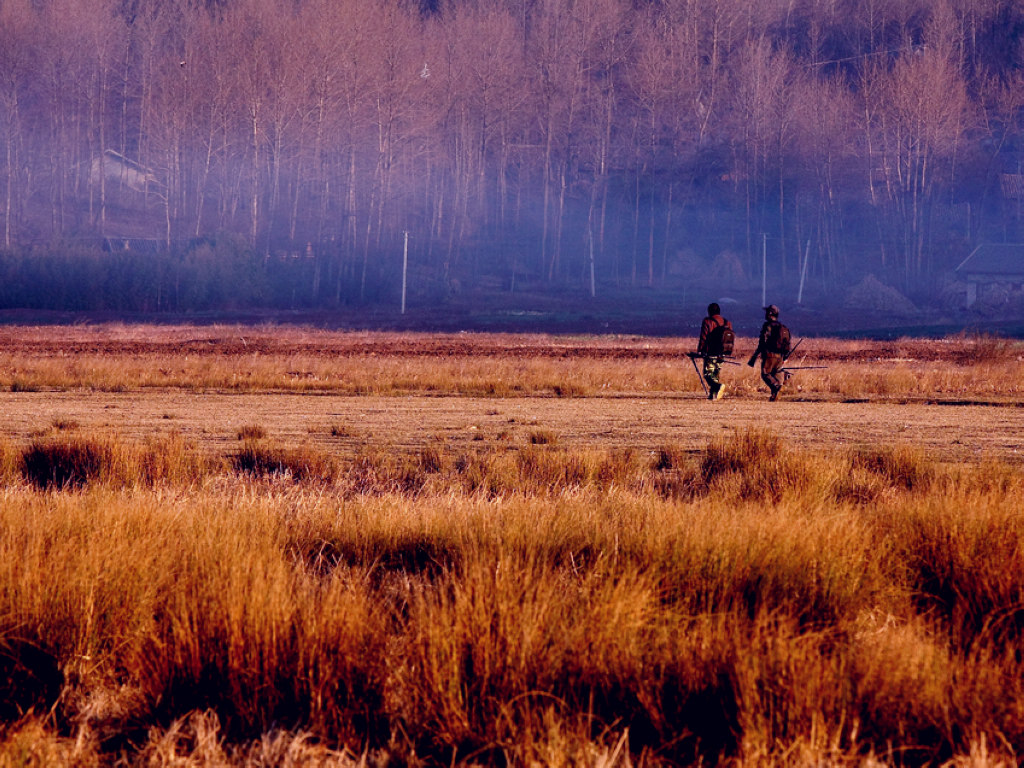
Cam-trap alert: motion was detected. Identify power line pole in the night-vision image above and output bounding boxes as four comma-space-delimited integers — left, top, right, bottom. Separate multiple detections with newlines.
401, 231, 408, 314
762, 232, 767, 307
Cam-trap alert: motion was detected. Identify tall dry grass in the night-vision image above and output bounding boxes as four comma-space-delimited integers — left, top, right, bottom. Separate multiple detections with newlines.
6, 350, 1023, 400
0, 326, 1022, 400
1, 429, 1023, 765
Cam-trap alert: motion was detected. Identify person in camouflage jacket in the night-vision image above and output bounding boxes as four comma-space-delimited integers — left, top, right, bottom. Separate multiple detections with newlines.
697, 302, 732, 400
748, 304, 789, 401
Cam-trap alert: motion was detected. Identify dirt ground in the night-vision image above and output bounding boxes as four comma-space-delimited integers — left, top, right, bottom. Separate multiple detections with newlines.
0, 325, 1020, 464
3, 390, 1021, 464
0, 323, 1007, 363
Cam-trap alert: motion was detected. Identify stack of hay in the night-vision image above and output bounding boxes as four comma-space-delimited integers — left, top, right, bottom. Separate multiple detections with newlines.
843, 274, 918, 316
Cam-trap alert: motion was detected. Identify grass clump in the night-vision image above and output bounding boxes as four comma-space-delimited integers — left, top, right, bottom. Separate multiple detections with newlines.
135, 570, 389, 745
232, 442, 335, 483
887, 494, 1024, 648
850, 444, 933, 491
21, 437, 121, 489
0, 631, 63, 722
19, 434, 213, 489
527, 428, 558, 445
686, 428, 815, 503
236, 423, 268, 441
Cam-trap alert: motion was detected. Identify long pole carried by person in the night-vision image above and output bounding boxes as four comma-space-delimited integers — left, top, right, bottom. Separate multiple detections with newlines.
689, 353, 708, 396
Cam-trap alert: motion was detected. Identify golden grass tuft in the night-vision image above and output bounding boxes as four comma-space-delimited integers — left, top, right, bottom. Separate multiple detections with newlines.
18, 433, 215, 490
0, 633, 63, 723
528, 428, 558, 445
236, 423, 268, 441
850, 444, 933, 491
21, 436, 125, 489
689, 428, 816, 503
2, 425, 1024, 765
232, 441, 336, 483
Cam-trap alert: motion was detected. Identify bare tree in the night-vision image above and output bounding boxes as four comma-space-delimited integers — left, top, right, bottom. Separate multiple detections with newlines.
429, 0, 528, 285
0, 0, 37, 246
873, 5, 970, 278
727, 38, 801, 272
791, 72, 858, 281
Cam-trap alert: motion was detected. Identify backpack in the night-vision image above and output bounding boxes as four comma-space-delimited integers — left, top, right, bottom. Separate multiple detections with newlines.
707, 320, 735, 356
767, 321, 791, 355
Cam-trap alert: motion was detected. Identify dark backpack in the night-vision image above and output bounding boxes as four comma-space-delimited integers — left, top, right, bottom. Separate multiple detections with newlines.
707, 321, 735, 356
767, 321, 791, 355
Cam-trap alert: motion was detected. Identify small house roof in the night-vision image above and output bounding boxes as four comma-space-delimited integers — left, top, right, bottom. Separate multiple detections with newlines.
955, 243, 1024, 276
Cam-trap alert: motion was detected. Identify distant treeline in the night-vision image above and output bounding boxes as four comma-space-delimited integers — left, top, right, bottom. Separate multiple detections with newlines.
0, 238, 382, 313
1, 0, 1024, 304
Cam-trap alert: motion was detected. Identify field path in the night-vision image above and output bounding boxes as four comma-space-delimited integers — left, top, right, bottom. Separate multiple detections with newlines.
2, 391, 1022, 463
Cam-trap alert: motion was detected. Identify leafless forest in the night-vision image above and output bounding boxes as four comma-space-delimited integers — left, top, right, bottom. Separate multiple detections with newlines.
1, 0, 1023, 313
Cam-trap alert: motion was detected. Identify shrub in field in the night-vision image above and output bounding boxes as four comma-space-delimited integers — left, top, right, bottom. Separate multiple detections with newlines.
232, 442, 335, 483
134, 710, 357, 766
0, 720, 81, 766
137, 433, 217, 486
389, 553, 649, 761
888, 494, 1024, 647
648, 502, 882, 627
136, 582, 390, 746
0, 632, 63, 722
125, 504, 390, 747
236, 423, 267, 441
19, 434, 212, 489
850, 444, 933, 491
731, 615, 852, 756
845, 616, 964, 764
516, 446, 587, 491
687, 428, 814, 502
21, 437, 118, 489
527, 428, 558, 445
0, 438, 21, 485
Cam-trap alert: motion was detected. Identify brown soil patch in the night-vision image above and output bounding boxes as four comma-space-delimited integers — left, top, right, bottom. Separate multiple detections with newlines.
0, 324, 1015, 365
3, 391, 1021, 464
0, 325, 1020, 463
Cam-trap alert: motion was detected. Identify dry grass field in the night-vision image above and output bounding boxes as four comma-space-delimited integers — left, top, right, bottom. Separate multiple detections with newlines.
1, 325, 1023, 767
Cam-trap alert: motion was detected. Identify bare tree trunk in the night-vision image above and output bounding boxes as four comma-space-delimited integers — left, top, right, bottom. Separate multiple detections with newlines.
541, 108, 553, 280
4, 128, 12, 247
250, 103, 261, 245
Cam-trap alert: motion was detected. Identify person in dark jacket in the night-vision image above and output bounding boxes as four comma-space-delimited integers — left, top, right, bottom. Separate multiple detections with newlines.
747, 304, 789, 401
696, 302, 732, 400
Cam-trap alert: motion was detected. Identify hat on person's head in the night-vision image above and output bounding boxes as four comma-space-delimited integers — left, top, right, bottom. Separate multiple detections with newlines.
763, 304, 779, 317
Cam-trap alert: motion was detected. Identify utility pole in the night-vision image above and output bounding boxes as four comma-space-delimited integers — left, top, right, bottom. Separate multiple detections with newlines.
798, 239, 810, 305
762, 232, 767, 308
588, 219, 596, 298
401, 231, 408, 314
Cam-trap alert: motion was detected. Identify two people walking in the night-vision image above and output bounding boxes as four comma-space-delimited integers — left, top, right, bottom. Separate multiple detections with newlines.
693, 303, 792, 401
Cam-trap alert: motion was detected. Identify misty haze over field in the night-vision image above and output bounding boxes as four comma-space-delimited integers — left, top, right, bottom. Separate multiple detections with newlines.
2, 0, 1024, 324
